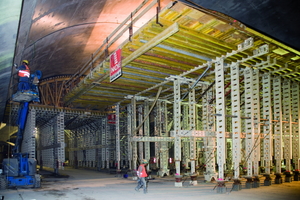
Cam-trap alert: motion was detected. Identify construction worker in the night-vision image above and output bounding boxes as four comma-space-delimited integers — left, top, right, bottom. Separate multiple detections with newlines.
16, 60, 30, 91
135, 159, 148, 194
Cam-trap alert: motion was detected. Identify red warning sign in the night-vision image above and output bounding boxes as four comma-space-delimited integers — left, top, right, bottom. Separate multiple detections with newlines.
110, 48, 122, 82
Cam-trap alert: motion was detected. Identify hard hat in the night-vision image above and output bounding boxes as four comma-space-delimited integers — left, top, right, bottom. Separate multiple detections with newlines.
22, 60, 29, 64
141, 159, 148, 164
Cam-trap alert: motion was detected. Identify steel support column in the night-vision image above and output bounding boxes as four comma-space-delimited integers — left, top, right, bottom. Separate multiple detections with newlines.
189, 82, 197, 174
105, 117, 110, 169
282, 80, 292, 171
154, 101, 161, 169
244, 68, 255, 177
131, 97, 138, 169
138, 105, 144, 161
160, 100, 169, 175
101, 118, 107, 168
202, 82, 216, 181
127, 104, 133, 170
215, 58, 226, 180
262, 73, 273, 174
115, 104, 121, 171
230, 62, 241, 179
273, 77, 283, 173
252, 69, 261, 176
182, 105, 190, 170
173, 78, 182, 175
291, 83, 300, 170
144, 100, 150, 171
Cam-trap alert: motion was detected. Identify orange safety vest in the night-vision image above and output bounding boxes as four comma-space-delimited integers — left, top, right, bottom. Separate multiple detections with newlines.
138, 164, 147, 178
18, 65, 30, 78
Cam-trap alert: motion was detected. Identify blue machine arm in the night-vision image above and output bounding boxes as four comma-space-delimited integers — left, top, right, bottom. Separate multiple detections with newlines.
12, 102, 29, 154
0, 70, 41, 189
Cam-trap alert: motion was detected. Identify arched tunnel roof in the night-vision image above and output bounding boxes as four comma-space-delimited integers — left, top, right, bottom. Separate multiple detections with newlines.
0, 0, 300, 126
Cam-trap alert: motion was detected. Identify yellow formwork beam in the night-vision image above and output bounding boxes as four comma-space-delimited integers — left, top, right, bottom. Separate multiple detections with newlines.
122, 22, 179, 67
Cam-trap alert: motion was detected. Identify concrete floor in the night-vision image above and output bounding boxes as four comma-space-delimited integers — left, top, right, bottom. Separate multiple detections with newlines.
1, 167, 300, 200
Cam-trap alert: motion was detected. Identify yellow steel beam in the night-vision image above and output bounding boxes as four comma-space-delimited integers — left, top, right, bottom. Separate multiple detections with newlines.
121, 22, 179, 67
65, 23, 179, 104
245, 27, 300, 56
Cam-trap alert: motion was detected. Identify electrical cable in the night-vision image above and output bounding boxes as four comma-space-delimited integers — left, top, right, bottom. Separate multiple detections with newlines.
132, 86, 162, 135
130, 87, 163, 169
227, 121, 278, 193
243, 120, 278, 170
181, 63, 212, 101
231, 120, 279, 180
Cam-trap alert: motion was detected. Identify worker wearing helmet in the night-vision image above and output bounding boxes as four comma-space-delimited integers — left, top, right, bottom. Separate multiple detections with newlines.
135, 159, 148, 194
15, 60, 31, 91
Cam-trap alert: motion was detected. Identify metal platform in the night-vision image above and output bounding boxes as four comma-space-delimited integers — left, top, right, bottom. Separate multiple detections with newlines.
12, 91, 39, 102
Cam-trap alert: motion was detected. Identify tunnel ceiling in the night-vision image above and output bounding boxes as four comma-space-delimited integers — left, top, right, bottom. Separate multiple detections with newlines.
63, 0, 300, 110
1, 0, 300, 126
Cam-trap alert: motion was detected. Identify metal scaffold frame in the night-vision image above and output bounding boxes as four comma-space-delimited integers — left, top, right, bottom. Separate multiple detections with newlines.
215, 57, 226, 180
31, 38, 300, 189
273, 77, 283, 173
291, 83, 300, 169
262, 73, 273, 174
282, 80, 292, 171
38, 112, 65, 173
230, 62, 241, 179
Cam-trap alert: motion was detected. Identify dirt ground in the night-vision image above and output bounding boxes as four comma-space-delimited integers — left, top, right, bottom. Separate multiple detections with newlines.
0, 167, 300, 200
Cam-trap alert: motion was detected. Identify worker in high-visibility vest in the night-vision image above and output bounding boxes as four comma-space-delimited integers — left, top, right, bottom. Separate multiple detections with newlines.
16, 60, 30, 91
135, 159, 148, 194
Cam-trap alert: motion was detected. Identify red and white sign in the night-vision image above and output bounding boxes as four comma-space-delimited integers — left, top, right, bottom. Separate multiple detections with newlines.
110, 48, 122, 82
107, 114, 116, 124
